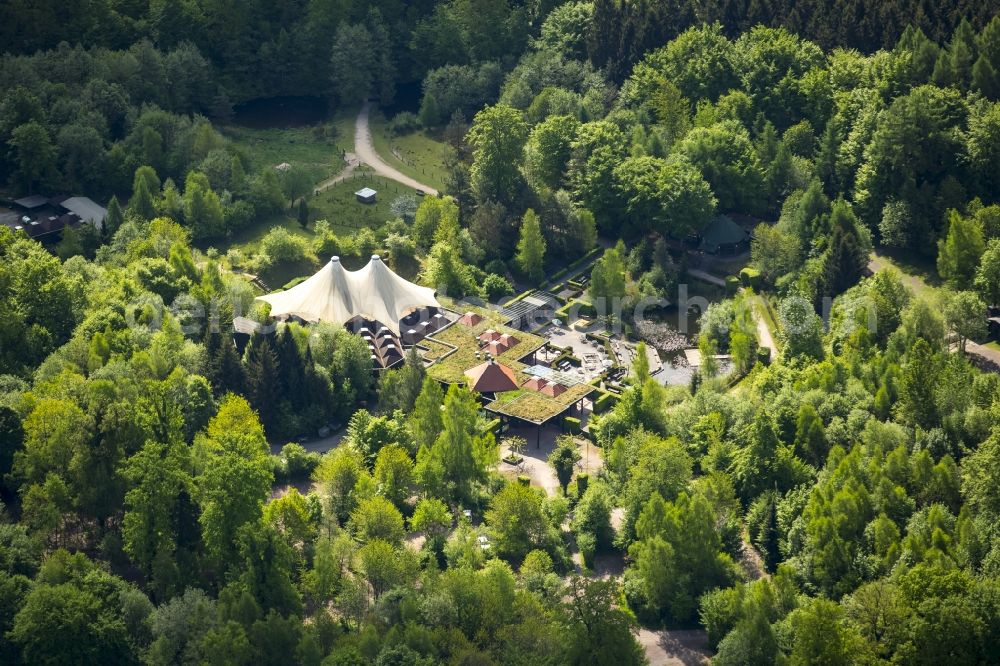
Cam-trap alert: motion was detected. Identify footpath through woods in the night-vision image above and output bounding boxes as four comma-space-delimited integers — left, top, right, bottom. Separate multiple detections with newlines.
315, 102, 439, 195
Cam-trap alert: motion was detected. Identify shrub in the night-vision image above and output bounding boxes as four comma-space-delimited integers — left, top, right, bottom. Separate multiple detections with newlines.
725, 275, 741, 294
739, 266, 761, 289
593, 392, 617, 414
259, 227, 310, 266
484, 418, 503, 437
483, 273, 515, 301
564, 416, 581, 434
388, 112, 421, 135
281, 442, 321, 479
757, 346, 771, 365
485, 259, 508, 275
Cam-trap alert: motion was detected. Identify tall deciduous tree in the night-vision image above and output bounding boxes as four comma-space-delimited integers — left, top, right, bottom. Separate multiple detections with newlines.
975, 238, 1000, 305
468, 104, 528, 205
196, 396, 273, 573
900, 338, 939, 429
628, 491, 736, 623
486, 481, 551, 561
515, 209, 546, 283
330, 24, 374, 104
564, 577, 646, 666
9, 121, 58, 192
415, 384, 496, 503
183, 171, 225, 239
589, 243, 627, 324
123, 439, 194, 599
524, 114, 579, 190
944, 290, 986, 353
937, 210, 985, 288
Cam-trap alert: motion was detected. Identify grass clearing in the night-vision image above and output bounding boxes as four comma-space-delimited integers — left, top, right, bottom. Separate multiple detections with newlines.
223, 212, 315, 254
868, 249, 941, 299
310, 173, 412, 235
220, 116, 352, 184
369, 111, 451, 192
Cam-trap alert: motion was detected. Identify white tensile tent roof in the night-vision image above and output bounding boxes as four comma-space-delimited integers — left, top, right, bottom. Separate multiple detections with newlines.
256, 255, 440, 335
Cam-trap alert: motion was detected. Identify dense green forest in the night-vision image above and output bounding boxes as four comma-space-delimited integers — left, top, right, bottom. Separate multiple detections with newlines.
5, 1, 1000, 665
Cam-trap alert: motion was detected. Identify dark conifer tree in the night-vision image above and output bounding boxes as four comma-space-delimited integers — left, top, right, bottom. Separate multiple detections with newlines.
105, 195, 124, 236
821, 201, 867, 299
297, 198, 309, 229
246, 335, 282, 432
275, 326, 306, 396
204, 330, 247, 397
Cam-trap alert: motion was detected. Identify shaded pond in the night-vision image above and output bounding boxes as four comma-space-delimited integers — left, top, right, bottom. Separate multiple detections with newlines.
232, 95, 329, 129
634, 301, 732, 386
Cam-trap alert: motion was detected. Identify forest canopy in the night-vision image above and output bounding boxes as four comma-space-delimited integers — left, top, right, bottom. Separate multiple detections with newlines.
3, 1, 1000, 665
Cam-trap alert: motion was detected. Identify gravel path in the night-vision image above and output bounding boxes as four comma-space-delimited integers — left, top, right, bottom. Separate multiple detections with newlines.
312, 102, 439, 195
636, 629, 711, 666
352, 102, 439, 195
754, 298, 778, 357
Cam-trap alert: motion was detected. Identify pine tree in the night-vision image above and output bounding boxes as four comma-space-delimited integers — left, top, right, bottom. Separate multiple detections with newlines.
973, 55, 1000, 100
932, 50, 954, 87
246, 335, 282, 432
275, 326, 306, 396
130, 176, 155, 220
409, 376, 444, 451
205, 330, 246, 396
104, 195, 124, 236
821, 200, 866, 298
749, 491, 780, 572
950, 19, 978, 90
304, 345, 334, 418
937, 210, 985, 289
515, 209, 546, 283
297, 198, 309, 229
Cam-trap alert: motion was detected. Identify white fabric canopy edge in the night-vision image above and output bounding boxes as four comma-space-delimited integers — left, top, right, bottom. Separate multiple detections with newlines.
256, 255, 440, 335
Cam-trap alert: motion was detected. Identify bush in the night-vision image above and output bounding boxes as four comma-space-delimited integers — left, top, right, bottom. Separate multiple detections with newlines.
725, 275, 741, 295
388, 111, 421, 135
739, 266, 761, 289
483, 273, 514, 301
259, 227, 310, 266
224, 200, 256, 232
485, 259, 507, 275
281, 442, 321, 479
576, 473, 589, 497
593, 392, 617, 414
757, 346, 771, 365
517, 475, 531, 487
564, 416, 581, 434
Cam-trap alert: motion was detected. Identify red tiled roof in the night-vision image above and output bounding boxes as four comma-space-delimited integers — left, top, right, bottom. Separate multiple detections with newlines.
465, 360, 518, 393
